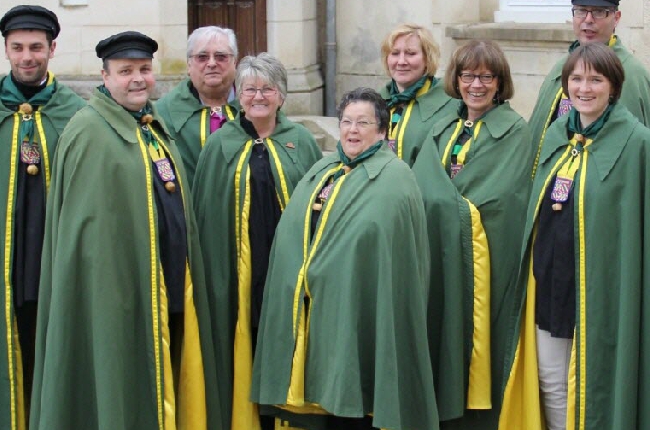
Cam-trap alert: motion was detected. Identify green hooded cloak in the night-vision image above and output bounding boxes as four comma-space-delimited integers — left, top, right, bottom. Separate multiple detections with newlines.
250, 146, 438, 430
192, 113, 322, 430
500, 103, 650, 430
418, 102, 533, 430
29, 89, 220, 430
0, 74, 85, 430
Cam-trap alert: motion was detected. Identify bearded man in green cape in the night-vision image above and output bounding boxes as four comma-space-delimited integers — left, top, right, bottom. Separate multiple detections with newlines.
29, 31, 219, 430
528, 0, 650, 177
0, 5, 85, 429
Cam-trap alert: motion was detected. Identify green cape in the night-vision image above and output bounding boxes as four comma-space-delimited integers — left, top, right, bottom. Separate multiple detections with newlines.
380, 78, 457, 166
250, 146, 439, 430
500, 103, 650, 430
423, 102, 534, 429
528, 37, 650, 176
29, 89, 220, 430
156, 78, 240, 187
0, 75, 85, 430
192, 113, 322, 430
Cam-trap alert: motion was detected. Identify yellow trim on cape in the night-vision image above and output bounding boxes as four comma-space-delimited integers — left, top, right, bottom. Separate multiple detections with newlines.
441, 120, 464, 166
566, 337, 577, 430
388, 78, 431, 160
498, 146, 573, 430
33, 111, 51, 193
464, 198, 492, 409
577, 150, 588, 430
200, 109, 207, 148
231, 140, 261, 430
136, 130, 165, 430
532, 88, 564, 179
159, 272, 177, 430
177, 263, 208, 430
286, 170, 348, 411
292, 165, 341, 334
4, 114, 22, 430
264, 138, 291, 209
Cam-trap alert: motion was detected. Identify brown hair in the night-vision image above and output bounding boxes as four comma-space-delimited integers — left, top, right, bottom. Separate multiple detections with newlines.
380, 23, 440, 77
561, 43, 624, 103
444, 39, 514, 102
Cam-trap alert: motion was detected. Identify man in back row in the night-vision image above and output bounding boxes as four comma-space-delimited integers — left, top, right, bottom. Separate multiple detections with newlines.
0, 5, 85, 428
528, 0, 650, 176
156, 25, 240, 188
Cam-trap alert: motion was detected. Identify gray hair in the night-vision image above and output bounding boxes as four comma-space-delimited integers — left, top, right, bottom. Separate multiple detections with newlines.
187, 26, 238, 59
235, 53, 288, 101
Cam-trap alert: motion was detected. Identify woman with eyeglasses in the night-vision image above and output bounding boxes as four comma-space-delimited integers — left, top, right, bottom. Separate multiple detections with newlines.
379, 23, 456, 166
250, 87, 438, 430
500, 42, 650, 430
412, 39, 534, 430
192, 52, 322, 430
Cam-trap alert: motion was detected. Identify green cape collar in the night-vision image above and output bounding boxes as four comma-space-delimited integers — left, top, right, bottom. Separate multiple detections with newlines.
431, 101, 521, 140
538, 103, 637, 181
88, 88, 169, 144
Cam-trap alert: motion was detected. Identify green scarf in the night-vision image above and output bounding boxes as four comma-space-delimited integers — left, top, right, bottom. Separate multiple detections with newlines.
451, 102, 494, 157
98, 84, 158, 149
334, 140, 384, 179
384, 75, 432, 108
567, 103, 614, 139
0, 73, 56, 145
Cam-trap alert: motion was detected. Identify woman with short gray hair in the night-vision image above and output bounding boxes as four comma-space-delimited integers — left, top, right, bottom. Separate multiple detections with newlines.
192, 52, 322, 430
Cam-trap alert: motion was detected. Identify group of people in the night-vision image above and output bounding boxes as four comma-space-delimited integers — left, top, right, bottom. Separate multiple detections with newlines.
1, 0, 649, 429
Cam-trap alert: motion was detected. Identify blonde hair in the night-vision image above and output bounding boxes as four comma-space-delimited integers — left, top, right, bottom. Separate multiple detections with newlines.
380, 23, 440, 77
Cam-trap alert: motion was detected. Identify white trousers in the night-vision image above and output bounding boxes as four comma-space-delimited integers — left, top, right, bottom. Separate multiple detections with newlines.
536, 326, 573, 430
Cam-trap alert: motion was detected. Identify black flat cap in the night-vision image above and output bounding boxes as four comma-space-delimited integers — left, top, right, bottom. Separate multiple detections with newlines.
95, 31, 158, 60
572, 0, 619, 6
0, 5, 60, 38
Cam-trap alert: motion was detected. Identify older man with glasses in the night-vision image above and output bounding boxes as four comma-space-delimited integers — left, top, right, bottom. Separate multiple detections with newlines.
157, 26, 240, 187
527, 0, 650, 177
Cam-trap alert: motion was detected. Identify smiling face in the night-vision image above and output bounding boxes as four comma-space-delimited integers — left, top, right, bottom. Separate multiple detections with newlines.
572, 6, 620, 45
386, 34, 426, 92
5, 29, 55, 86
339, 101, 385, 160
102, 58, 155, 111
239, 77, 282, 122
187, 34, 236, 101
567, 59, 612, 127
457, 66, 499, 121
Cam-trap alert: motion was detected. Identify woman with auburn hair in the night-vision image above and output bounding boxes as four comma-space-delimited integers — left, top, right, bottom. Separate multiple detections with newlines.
379, 23, 456, 166
412, 39, 533, 430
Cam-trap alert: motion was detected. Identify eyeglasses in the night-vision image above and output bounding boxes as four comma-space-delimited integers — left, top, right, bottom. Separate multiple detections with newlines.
241, 86, 278, 97
572, 8, 614, 19
459, 73, 496, 84
189, 52, 234, 64
339, 119, 377, 129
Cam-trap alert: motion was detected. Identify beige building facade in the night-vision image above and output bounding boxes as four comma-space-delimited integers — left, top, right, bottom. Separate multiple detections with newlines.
1, 0, 648, 119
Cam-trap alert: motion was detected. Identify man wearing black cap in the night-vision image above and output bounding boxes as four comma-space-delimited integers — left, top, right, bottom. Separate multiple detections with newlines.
0, 5, 85, 430
29, 31, 220, 430
528, 0, 650, 176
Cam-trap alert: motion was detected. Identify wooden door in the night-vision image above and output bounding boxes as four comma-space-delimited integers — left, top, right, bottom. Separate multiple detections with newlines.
187, 0, 267, 57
